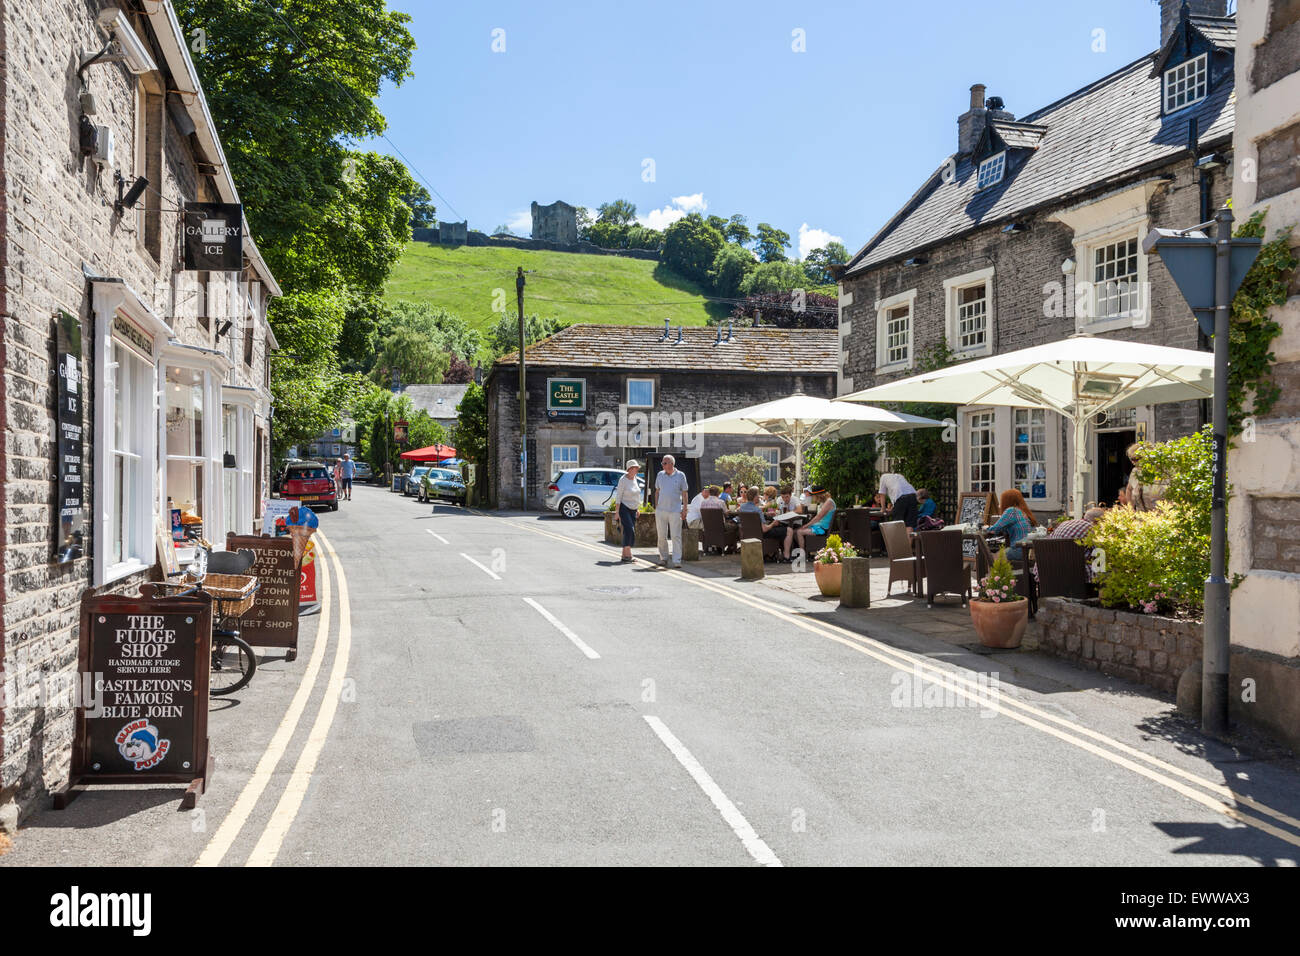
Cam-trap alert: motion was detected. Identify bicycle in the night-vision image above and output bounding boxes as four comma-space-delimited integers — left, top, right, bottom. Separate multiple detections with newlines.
160, 535, 261, 696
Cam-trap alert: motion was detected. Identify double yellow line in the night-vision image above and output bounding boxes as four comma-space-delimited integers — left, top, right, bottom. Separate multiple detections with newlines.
195, 530, 353, 867
500, 513, 1300, 850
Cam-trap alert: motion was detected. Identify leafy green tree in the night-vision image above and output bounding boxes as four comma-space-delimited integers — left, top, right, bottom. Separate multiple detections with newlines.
661, 213, 725, 285
803, 241, 849, 284
714, 453, 768, 491
372, 326, 450, 387
401, 185, 436, 227
357, 392, 447, 472
741, 260, 806, 295
488, 312, 566, 358
575, 206, 594, 235
384, 301, 480, 361
597, 199, 638, 226
807, 436, 878, 507
706, 215, 729, 235
725, 214, 752, 247
711, 244, 757, 298
452, 382, 489, 465
755, 223, 791, 262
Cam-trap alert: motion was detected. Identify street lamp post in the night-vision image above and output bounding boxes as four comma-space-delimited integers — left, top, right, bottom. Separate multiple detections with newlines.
1144, 205, 1261, 736
517, 266, 527, 512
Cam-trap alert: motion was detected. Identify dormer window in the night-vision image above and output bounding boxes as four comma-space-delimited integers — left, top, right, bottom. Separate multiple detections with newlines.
1163, 53, 1207, 113
977, 152, 1005, 190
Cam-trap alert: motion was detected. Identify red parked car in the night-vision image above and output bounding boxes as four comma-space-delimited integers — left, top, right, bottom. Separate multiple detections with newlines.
279, 461, 338, 512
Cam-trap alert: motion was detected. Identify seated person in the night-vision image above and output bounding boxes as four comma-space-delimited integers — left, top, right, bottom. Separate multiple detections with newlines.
686, 487, 708, 530
917, 489, 938, 519
700, 485, 726, 515
984, 489, 1039, 561
718, 481, 733, 503
788, 486, 836, 559
738, 487, 763, 515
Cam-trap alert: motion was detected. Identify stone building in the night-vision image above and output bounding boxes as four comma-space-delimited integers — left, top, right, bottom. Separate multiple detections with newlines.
1226, 0, 1300, 735
530, 200, 578, 245
836, 1, 1234, 515
403, 383, 470, 435
0, 1, 279, 827
486, 324, 837, 509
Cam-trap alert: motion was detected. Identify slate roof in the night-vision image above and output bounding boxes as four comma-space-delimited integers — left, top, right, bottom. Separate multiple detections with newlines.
493, 324, 838, 374
402, 384, 470, 419
845, 22, 1235, 276
990, 120, 1048, 150
1151, 15, 1236, 74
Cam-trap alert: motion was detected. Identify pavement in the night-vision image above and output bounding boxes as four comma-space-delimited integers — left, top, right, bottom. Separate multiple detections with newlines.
4, 483, 1300, 866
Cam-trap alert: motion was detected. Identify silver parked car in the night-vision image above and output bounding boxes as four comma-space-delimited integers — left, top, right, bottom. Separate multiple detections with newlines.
544, 468, 643, 519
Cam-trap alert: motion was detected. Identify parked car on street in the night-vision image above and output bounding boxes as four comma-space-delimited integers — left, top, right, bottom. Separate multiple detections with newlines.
419, 467, 467, 504
280, 461, 338, 511
402, 465, 432, 496
545, 468, 642, 519
353, 461, 373, 483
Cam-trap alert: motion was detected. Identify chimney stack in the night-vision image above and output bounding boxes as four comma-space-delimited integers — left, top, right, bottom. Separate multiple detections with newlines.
957, 83, 987, 156
1160, 0, 1230, 48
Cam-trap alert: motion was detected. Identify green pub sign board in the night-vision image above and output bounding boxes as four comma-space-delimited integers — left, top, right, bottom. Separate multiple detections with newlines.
547, 378, 585, 411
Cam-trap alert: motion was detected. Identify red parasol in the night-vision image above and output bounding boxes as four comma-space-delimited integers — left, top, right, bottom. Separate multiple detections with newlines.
399, 443, 457, 463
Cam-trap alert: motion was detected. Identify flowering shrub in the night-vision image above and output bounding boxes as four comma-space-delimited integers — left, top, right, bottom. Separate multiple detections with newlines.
974, 548, 1024, 603
815, 533, 859, 565
1083, 503, 1206, 615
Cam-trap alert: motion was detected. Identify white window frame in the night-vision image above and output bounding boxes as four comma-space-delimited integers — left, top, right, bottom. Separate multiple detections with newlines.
222, 388, 259, 537
92, 281, 170, 586
958, 406, 1064, 513
552, 444, 579, 472
626, 378, 655, 408
874, 288, 917, 373
754, 446, 781, 485
977, 151, 1006, 190
943, 266, 995, 358
1163, 53, 1207, 114
1077, 224, 1149, 332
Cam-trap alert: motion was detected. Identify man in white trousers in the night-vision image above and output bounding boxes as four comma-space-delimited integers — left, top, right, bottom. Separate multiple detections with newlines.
653, 455, 690, 568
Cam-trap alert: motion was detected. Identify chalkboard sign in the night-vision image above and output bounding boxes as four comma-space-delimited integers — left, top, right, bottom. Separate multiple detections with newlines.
957, 491, 997, 559
58, 589, 213, 809
226, 533, 300, 658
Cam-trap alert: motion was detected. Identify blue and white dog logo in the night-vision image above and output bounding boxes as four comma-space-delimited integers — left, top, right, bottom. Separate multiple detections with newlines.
115, 719, 170, 771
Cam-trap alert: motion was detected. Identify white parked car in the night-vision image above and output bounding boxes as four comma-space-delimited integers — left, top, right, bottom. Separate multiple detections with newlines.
544, 468, 643, 519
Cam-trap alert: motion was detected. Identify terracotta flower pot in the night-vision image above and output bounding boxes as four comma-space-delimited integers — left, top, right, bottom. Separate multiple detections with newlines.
969, 598, 1029, 648
814, 561, 843, 597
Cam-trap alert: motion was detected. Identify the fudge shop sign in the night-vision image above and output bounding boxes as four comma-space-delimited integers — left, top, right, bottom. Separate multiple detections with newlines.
183, 202, 244, 271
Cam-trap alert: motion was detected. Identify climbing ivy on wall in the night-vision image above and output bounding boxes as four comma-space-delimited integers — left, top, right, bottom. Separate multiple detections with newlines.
1229, 209, 1297, 435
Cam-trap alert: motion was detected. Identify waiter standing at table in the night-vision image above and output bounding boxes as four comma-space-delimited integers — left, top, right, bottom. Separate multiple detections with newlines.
875, 472, 919, 529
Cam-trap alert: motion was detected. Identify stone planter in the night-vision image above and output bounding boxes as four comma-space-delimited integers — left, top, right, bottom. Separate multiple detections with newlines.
969, 598, 1028, 648
813, 561, 843, 597
603, 511, 620, 545
634, 513, 658, 548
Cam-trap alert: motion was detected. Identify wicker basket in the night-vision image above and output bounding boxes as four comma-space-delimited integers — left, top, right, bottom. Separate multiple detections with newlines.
158, 573, 260, 617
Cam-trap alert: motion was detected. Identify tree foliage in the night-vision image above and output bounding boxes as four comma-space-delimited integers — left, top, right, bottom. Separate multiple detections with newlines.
661, 213, 725, 285
710, 244, 757, 299
803, 242, 849, 285
1229, 210, 1297, 434
488, 312, 566, 358
806, 435, 878, 506
401, 184, 436, 227
714, 453, 769, 491
452, 382, 489, 465
755, 223, 791, 262
729, 290, 837, 329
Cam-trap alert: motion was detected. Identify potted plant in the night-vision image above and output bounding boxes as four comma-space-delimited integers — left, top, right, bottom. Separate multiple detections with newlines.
969, 548, 1028, 648
813, 534, 858, 597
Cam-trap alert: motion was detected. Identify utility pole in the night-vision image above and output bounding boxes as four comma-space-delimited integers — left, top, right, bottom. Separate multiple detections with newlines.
517, 266, 527, 511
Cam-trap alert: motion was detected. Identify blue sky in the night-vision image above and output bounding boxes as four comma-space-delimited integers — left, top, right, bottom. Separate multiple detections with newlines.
369, 0, 1172, 258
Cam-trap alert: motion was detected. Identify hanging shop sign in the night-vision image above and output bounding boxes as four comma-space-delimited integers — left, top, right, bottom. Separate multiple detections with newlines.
182, 202, 244, 271
54, 310, 85, 563
394, 419, 409, 444
226, 532, 300, 659
58, 589, 213, 810
546, 377, 586, 421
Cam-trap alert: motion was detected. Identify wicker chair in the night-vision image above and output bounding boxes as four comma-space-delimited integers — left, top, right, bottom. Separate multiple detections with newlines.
976, 535, 1037, 616
1032, 537, 1089, 600
701, 508, 739, 555
738, 511, 781, 560
880, 520, 918, 598
918, 530, 970, 608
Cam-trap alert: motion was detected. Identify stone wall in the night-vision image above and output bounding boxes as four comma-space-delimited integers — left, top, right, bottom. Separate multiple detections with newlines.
1035, 598, 1202, 695
531, 200, 577, 245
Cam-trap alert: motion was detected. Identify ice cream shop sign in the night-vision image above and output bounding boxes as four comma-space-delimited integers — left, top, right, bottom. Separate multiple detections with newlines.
182, 202, 243, 271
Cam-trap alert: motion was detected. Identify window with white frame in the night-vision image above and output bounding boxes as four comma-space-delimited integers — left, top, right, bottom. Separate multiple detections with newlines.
165, 366, 207, 543
755, 446, 781, 485
626, 378, 655, 408
1093, 235, 1141, 319
552, 444, 579, 474
944, 267, 994, 356
110, 343, 154, 569
1163, 54, 1207, 113
1013, 408, 1049, 502
968, 410, 997, 493
977, 152, 1005, 190
875, 289, 916, 371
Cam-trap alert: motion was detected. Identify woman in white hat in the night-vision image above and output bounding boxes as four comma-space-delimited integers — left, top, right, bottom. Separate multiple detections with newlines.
613, 460, 643, 563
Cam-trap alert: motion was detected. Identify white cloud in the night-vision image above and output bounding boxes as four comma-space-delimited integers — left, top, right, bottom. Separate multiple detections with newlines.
638, 193, 708, 231
798, 223, 843, 260
670, 193, 707, 213
506, 210, 532, 235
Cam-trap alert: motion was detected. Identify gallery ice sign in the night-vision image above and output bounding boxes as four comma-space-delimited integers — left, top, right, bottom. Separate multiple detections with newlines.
182, 201, 244, 271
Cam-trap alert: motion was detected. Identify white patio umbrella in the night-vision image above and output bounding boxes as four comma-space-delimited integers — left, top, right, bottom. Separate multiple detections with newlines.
658, 393, 944, 492
837, 336, 1215, 517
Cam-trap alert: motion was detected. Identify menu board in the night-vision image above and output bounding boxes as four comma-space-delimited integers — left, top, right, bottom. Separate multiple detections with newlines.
226, 533, 300, 655
957, 491, 997, 559
61, 590, 212, 806
54, 310, 85, 563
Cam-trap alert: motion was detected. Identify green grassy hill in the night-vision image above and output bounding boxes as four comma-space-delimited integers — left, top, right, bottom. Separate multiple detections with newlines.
385, 241, 728, 335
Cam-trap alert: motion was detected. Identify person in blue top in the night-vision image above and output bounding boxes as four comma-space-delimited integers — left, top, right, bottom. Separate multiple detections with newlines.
984, 489, 1038, 561
916, 489, 938, 519
340, 454, 357, 501
787, 485, 836, 560
719, 481, 733, 503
